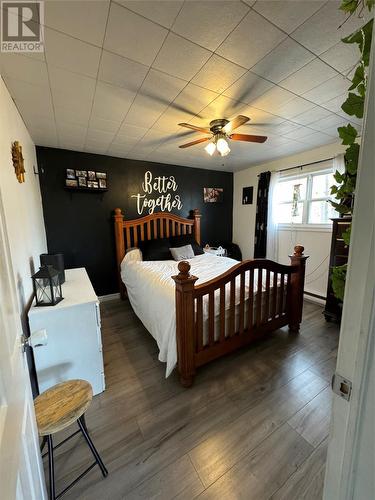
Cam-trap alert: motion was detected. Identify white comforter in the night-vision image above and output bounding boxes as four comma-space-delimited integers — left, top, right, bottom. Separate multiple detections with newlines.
121, 253, 278, 377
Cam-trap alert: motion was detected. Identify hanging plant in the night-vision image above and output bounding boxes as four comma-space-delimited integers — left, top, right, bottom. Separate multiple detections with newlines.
329, 0, 373, 301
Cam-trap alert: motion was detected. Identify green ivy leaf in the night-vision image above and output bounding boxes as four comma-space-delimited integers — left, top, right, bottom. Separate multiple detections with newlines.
330, 200, 352, 214
366, 0, 375, 10
349, 64, 365, 91
338, 123, 358, 144
331, 264, 347, 301
334, 170, 344, 183
341, 92, 364, 118
343, 19, 373, 66
330, 185, 339, 194
357, 82, 366, 97
342, 226, 351, 246
340, 0, 359, 12
345, 142, 360, 174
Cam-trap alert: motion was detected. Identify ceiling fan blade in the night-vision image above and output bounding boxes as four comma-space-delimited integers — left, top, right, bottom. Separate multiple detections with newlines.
178, 123, 211, 134
179, 137, 210, 148
230, 133, 267, 143
222, 115, 250, 134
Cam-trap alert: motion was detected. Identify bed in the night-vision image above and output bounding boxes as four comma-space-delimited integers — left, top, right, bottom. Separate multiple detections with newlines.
114, 208, 308, 387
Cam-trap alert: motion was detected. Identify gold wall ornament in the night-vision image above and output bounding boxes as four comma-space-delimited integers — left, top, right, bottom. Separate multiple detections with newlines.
11, 141, 26, 183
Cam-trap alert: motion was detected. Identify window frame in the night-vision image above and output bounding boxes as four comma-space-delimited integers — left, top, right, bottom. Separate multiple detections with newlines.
276, 168, 336, 230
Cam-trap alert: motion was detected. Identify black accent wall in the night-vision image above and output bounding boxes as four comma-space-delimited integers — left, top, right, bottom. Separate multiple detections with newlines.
37, 147, 233, 296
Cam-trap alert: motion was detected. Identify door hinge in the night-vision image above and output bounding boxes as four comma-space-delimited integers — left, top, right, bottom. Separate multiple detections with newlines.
332, 373, 352, 401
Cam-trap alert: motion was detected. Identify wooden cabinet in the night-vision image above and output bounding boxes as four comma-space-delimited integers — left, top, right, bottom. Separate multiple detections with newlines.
28, 268, 105, 396
324, 217, 351, 322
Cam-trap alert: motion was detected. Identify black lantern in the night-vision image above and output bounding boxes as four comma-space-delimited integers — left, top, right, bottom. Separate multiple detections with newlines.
32, 265, 63, 306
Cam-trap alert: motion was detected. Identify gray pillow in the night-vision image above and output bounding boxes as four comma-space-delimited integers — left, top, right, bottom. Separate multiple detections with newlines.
170, 244, 195, 261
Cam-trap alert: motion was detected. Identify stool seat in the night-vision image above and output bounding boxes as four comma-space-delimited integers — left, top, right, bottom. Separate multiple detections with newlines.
35, 379, 92, 436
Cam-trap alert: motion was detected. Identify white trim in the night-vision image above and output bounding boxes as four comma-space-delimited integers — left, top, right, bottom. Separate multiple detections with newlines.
278, 223, 332, 232
98, 293, 120, 302
304, 295, 326, 307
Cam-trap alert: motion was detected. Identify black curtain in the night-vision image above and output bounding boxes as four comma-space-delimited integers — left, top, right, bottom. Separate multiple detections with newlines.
254, 171, 271, 258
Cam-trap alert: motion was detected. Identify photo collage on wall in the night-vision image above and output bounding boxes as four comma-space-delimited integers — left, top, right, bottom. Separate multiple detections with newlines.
65, 169, 107, 190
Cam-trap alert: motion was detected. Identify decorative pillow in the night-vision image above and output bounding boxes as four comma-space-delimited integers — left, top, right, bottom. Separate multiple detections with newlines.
169, 234, 204, 255
170, 244, 195, 261
138, 238, 172, 261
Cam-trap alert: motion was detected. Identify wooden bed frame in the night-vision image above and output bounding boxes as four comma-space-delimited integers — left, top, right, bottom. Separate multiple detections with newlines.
114, 208, 308, 387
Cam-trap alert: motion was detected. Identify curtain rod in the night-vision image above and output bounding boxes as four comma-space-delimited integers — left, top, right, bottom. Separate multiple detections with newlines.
275, 156, 335, 174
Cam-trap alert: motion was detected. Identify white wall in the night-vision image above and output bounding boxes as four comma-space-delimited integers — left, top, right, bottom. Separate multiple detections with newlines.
0, 77, 47, 331
233, 142, 346, 298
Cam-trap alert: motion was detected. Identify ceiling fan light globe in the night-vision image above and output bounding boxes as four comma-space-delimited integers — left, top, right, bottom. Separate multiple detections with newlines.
205, 142, 216, 156
216, 137, 230, 156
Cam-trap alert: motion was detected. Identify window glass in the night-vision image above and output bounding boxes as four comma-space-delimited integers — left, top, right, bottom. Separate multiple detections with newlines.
308, 200, 337, 224
311, 172, 335, 199
276, 202, 304, 224
276, 177, 307, 203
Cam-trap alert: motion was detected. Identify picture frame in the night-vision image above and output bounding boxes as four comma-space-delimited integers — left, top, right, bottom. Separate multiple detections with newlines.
242, 186, 253, 205
78, 177, 87, 187
75, 170, 87, 178
96, 172, 106, 179
66, 168, 75, 179
203, 187, 223, 203
66, 178, 78, 187
88, 171, 96, 180
98, 178, 107, 189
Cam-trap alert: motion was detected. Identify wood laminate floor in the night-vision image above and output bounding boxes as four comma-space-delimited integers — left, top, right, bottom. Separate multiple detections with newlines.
48, 299, 339, 500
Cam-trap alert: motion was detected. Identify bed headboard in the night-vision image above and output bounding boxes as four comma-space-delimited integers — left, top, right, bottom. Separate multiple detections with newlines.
114, 208, 201, 297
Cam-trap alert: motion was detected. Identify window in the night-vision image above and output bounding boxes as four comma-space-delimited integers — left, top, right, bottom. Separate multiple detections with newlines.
275, 170, 338, 225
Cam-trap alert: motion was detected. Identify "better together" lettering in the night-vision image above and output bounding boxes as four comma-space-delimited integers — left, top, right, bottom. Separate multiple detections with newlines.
131, 171, 183, 215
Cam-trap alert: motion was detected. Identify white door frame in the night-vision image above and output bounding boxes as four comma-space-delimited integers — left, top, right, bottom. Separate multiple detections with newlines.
323, 31, 375, 500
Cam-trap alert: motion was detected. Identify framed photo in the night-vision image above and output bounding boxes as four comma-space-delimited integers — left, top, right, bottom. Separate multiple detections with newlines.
242, 186, 253, 205
75, 170, 87, 177
96, 172, 106, 179
98, 179, 107, 189
78, 177, 87, 187
88, 171, 96, 180
203, 188, 223, 203
66, 179, 78, 187
66, 168, 75, 179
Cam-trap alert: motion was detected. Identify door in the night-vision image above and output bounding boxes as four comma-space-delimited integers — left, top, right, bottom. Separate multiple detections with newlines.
323, 31, 375, 500
0, 188, 46, 498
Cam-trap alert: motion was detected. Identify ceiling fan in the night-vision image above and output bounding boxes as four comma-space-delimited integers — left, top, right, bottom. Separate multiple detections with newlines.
178, 115, 267, 157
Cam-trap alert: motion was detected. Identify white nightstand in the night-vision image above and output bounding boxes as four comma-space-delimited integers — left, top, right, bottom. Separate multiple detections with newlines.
28, 268, 105, 396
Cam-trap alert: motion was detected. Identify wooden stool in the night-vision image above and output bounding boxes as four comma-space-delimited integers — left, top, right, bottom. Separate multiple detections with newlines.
34, 379, 108, 500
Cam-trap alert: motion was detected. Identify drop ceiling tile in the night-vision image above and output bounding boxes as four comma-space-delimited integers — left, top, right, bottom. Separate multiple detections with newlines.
192, 54, 247, 94
111, 135, 140, 148
88, 116, 122, 134
107, 144, 134, 158
139, 69, 187, 105
298, 131, 336, 146
319, 41, 361, 74
199, 95, 247, 122
172, 0, 249, 51
251, 86, 295, 113
3, 77, 52, 112
117, 0, 183, 28
321, 93, 346, 113
284, 126, 318, 140
291, 1, 368, 55
216, 10, 286, 69
85, 141, 110, 154
223, 70, 274, 105
55, 106, 91, 128
60, 141, 85, 152
98, 51, 149, 92
269, 121, 301, 135
153, 108, 193, 133
172, 83, 218, 116
44, 0, 110, 46
279, 58, 338, 95
152, 32, 211, 81
251, 38, 315, 84
104, 3, 168, 66
57, 122, 88, 143
86, 128, 115, 143
23, 115, 55, 133
292, 106, 332, 126
0, 54, 49, 87
124, 94, 168, 128
92, 81, 136, 122
253, 0, 325, 33
117, 123, 149, 140
273, 96, 316, 119
237, 106, 285, 127
302, 74, 350, 105
45, 28, 101, 78
309, 113, 347, 130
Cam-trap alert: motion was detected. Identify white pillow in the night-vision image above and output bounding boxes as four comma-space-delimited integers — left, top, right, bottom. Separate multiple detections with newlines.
170, 244, 194, 261
123, 248, 142, 264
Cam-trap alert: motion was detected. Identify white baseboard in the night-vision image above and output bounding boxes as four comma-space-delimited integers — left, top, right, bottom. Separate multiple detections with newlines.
304, 294, 325, 306
98, 293, 120, 302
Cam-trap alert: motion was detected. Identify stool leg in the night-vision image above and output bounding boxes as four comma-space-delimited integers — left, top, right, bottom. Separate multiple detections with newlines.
47, 435, 56, 500
77, 416, 108, 478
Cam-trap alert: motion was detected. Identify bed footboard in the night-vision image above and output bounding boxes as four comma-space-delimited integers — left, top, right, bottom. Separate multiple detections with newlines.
172, 245, 308, 387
